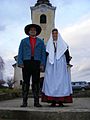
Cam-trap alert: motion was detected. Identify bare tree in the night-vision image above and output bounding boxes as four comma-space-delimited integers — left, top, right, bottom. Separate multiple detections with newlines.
0, 80, 5, 87
7, 77, 16, 89
0, 56, 5, 87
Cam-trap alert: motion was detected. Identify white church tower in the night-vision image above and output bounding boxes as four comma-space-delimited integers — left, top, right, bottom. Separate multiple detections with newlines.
31, 0, 56, 43
13, 0, 56, 89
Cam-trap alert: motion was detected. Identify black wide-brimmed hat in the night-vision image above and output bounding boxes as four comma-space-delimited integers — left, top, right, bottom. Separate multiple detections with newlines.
24, 24, 42, 36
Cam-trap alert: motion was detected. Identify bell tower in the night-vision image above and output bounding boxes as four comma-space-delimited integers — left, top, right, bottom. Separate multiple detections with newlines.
30, 0, 56, 43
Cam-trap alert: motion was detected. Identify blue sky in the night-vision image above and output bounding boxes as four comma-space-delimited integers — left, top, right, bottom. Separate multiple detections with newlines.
0, 0, 90, 82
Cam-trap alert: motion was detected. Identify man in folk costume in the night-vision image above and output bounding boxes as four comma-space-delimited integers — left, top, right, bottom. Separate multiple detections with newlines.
18, 24, 46, 107
42, 28, 73, 107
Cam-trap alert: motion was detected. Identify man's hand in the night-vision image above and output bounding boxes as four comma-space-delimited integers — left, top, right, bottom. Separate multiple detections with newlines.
18, 64, 24, 68
40, 65, 45, 72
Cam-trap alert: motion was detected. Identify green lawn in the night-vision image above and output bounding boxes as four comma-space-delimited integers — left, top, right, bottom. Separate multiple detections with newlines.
0, 88, 21, 94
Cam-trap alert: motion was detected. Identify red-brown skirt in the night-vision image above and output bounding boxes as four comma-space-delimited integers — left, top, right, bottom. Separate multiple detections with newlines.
41, 93, 73, 103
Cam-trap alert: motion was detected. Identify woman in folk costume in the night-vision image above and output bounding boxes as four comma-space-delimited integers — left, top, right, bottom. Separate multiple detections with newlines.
42, 28, 73, 107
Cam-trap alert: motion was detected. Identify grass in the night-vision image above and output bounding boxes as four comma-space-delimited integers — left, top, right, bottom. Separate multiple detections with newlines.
0, 87, 90, 98
0, 88, 22, 101
72, 89, 90, 97
0, 88, 21, 94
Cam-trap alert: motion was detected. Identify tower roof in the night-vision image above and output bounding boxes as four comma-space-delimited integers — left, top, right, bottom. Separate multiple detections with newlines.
35, 0, 52, 7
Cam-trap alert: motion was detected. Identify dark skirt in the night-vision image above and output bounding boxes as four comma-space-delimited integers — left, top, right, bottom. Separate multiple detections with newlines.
41, 93, 73, 103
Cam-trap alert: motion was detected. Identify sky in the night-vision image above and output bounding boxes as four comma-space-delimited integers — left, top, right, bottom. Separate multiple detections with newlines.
0, 0, 90, 82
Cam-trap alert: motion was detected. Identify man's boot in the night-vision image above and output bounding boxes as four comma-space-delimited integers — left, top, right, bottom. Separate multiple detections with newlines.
34, 95, 42, 107
33, 84, 42, 107
21, 83, 29, 107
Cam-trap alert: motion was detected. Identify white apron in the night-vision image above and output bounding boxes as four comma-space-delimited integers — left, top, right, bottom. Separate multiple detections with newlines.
42, 54, 72, 97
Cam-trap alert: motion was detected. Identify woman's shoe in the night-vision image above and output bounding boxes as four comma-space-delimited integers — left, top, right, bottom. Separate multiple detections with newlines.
58, 103, 64, 107
50, 103, 56, 107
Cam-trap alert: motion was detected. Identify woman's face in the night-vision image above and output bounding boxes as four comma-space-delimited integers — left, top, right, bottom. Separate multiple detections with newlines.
52, 31, 58, 41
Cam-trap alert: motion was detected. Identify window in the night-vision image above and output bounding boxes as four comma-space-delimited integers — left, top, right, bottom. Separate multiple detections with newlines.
40, 14, 47, 24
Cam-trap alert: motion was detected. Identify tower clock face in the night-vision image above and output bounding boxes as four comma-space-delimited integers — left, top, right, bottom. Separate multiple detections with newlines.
40, 6, 47, 12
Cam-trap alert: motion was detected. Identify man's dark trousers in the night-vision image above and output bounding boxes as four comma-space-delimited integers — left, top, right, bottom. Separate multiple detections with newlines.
22, 57, 41, 106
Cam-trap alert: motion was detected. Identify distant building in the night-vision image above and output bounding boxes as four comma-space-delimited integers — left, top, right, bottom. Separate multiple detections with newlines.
13, 0, 56, 89
12, 56, 22, 89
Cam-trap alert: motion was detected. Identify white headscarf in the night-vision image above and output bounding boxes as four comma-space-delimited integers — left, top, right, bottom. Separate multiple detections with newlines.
46, 32, 68, 64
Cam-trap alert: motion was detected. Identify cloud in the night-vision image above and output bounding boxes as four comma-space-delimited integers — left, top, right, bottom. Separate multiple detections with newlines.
0, 0, 36, 80
51, 0, 90, 6
0, 0, 32, 26
61, 17, 90, 47
78, 60, 90, 73
0, 25, 6, 31
0, 0, 90, 82
3, 59, 15, 81
60, 15, 90, 82
61, 15, 90, 61
71, 58, 90, 81
0, 22, 27, 79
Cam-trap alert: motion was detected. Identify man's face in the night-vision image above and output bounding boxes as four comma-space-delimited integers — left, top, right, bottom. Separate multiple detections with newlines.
29, 27, 36, 37
52, 31, 58, 41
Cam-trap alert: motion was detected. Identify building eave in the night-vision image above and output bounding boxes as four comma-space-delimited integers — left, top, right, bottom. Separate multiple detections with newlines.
30, 4, 56, 11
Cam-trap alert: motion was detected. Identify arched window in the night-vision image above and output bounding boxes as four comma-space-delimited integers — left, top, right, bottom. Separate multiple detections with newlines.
40, 14, 47, 24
